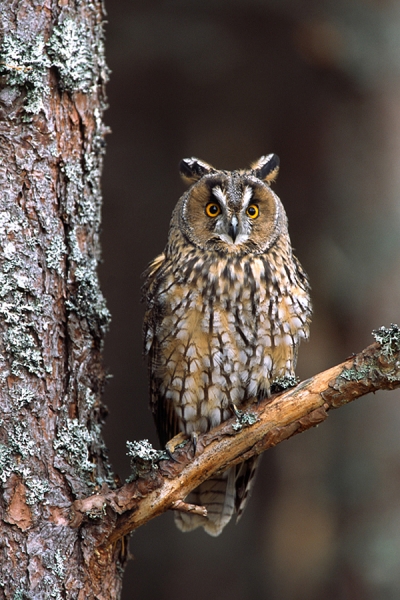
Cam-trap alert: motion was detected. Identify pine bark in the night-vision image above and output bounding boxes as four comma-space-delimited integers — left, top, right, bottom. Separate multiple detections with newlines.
0, 2, 126, 598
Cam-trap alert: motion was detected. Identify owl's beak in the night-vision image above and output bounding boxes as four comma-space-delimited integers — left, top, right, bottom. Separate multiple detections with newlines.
228, 216, 238, 242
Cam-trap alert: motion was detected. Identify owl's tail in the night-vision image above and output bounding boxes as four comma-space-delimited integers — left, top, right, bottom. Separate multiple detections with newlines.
174, 456, 260, 536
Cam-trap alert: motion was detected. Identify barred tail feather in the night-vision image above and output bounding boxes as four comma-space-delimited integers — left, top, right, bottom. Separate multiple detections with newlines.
235, 455, 260, 521
174, 468, 236, 536
174, 457, 260, 536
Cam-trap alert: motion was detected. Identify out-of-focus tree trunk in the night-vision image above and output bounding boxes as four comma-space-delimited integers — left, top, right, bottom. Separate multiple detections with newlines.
0, 2, 126, 598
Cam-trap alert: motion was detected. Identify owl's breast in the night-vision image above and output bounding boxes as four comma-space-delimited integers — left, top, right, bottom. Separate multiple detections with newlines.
149, 252, 310, 436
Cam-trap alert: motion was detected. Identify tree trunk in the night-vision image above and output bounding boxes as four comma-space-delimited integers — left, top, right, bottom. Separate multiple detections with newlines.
0, 2, 126, 598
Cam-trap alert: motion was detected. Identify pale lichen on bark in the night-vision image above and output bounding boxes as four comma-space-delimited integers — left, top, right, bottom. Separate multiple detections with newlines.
47, 17, 109, 94
0, 34, 51, 116
126, 439, 168, 481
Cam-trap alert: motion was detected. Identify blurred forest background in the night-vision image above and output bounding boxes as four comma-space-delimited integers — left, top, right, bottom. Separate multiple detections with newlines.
100, 1, 400, 599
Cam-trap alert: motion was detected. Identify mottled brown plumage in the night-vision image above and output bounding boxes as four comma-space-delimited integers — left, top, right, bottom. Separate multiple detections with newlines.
143, 155, 311, 535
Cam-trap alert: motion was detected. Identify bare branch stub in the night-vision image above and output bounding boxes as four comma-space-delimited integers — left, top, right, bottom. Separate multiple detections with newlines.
72, 332, 400, 546
171, 500, 208, 517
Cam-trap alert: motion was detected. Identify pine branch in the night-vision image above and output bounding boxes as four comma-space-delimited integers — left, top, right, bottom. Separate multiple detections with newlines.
72, 325, 400, 547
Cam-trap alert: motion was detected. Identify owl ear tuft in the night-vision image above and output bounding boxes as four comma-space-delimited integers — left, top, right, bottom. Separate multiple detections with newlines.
251, 154, 280, 184
179, 158, 215, 184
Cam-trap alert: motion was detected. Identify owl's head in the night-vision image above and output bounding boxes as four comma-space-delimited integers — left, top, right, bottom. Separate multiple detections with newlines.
173, 154, 288, 255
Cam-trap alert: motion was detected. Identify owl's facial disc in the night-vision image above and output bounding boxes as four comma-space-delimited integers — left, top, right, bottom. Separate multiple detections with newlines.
180, 170, 284, 254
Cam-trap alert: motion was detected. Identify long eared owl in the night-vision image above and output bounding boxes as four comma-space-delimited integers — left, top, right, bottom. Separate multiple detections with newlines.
143, 155, 311, 536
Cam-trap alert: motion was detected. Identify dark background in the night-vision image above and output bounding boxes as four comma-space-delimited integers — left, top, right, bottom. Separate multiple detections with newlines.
100, 1, 400, 598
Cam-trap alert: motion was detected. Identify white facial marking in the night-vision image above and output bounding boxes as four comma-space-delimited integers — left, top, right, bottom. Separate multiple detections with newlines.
232, 233, 249, 245
212, 186, 227, 207
242, 186, 253, 208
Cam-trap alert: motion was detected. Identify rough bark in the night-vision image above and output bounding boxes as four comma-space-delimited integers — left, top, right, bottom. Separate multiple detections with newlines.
0, 3, 126, 599
72, 326, 400, 546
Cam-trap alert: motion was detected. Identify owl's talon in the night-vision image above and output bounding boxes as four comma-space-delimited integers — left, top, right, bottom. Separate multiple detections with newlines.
190, 432, 198, 455
164, 447, 179, 463
230, 403, 241, 418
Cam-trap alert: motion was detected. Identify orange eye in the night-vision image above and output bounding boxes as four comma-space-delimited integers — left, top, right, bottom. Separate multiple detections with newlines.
246, 204, 259, 219
205, 202, 221, 217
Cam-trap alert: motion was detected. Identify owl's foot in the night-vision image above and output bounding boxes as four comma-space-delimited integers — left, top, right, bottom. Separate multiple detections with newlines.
165, 431, 199, 460
230, 403, 241, 418
257, 382, 271, 401
165, 432, 189, 461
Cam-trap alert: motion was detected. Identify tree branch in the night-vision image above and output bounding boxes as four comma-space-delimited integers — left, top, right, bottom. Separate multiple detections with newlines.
72, 326, 400, 547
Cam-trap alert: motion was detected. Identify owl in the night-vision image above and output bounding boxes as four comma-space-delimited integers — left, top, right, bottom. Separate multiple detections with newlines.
143, 155, 311, 536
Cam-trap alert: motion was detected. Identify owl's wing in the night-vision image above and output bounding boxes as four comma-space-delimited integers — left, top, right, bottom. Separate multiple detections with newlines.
150, 371, 180, 449
148, 342, 180, 448
142, 253, 180, 447
141, 252, 166, 300
142, 253, 166, 361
